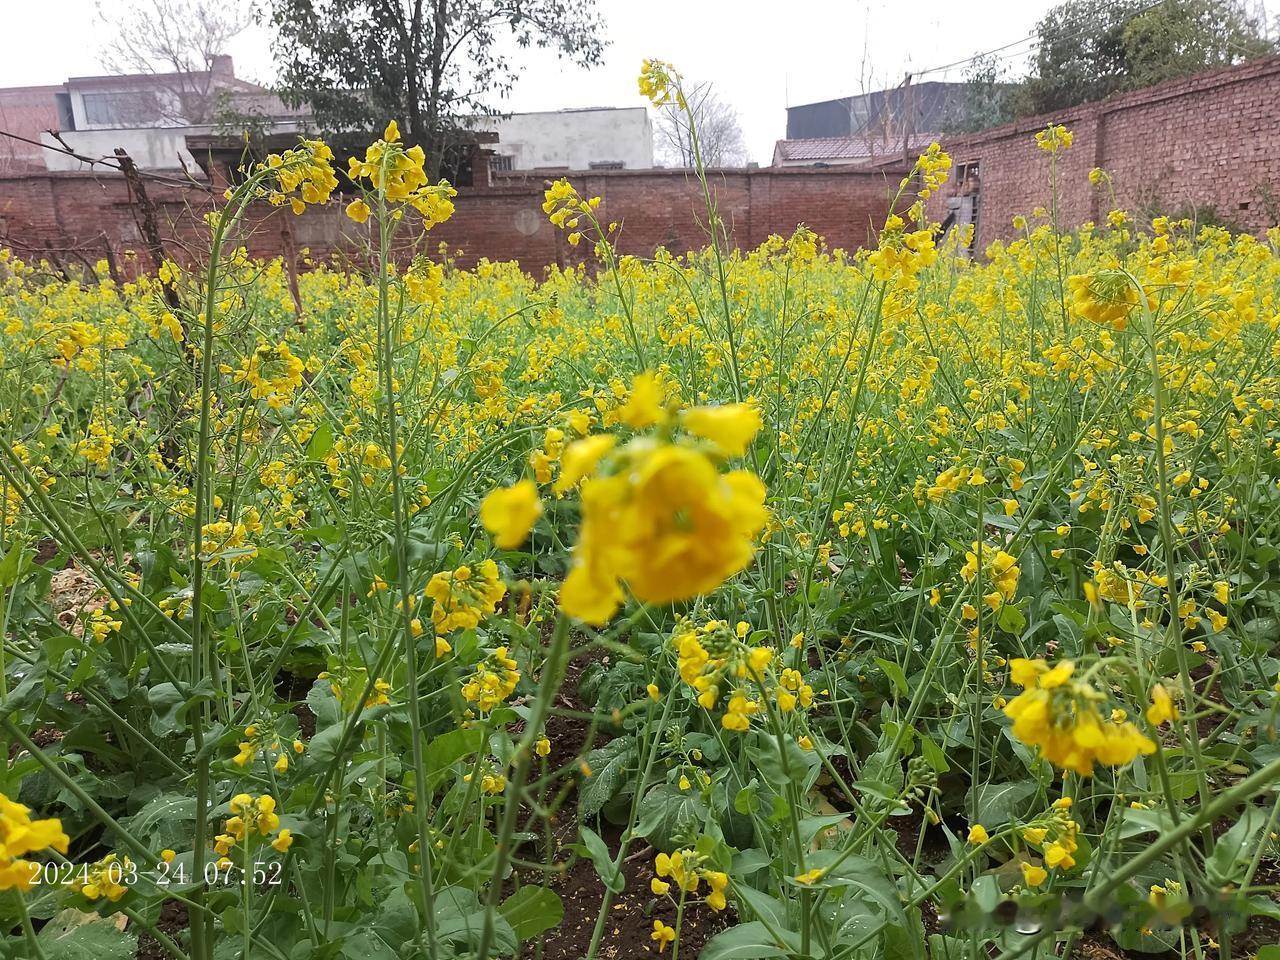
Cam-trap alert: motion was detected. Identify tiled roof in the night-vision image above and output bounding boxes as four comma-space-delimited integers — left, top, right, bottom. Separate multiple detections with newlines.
774, 133, 938, 161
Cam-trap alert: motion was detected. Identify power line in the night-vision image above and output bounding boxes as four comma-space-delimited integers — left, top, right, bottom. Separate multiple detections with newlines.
909, 0, 1173, 80
913, 34, 1040, 78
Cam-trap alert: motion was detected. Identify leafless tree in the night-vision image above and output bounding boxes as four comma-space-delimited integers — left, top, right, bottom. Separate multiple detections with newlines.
654, 82, 749, 168
97, 0, 252, 125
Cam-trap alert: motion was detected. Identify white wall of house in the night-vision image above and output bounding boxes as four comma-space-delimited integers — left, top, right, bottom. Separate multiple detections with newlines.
40, 127, 204, 173
480, 107, 653, 170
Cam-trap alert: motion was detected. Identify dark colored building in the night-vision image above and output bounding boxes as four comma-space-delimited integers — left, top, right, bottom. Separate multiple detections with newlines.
786, 81, 974, 140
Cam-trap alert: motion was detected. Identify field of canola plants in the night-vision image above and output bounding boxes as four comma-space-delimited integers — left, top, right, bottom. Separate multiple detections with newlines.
0, 60, 1279, 960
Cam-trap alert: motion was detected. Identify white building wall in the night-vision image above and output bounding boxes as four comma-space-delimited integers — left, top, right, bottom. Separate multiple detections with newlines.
40, 128, 204, 174
481, 107, 653, 170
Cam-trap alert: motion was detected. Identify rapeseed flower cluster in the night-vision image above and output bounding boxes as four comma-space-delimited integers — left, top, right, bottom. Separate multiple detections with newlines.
254, 140, 339, 214
1021, 797, 1082, 875
651, 849, 729, 912
542, 178, 603, 247
960, 541, 1021, 610
1004, 659, 1155, 775
345, 120, 457, 227
460, 647, 520, 714
70, 853, 132, 902
0, 794, 69, 892
1035, 124, 1073, 153
638, 59, 683, 108
549, 373, 767, 625
1068, 271, 1143, 330
480, 478, 542, 549
673, 620, 813, 731
229, 341, 306, 409
425, 560, 506, 634
233, 723, 305, 773
214, 793, 291, 861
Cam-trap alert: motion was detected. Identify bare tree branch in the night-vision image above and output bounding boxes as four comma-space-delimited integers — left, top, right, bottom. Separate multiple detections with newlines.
96, 0, 252, 125
653, 82, 748, 169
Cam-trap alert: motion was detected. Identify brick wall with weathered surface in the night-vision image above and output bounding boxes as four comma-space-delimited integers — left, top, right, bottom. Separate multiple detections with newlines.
6, 54, 1279, 274
0, 87, 62, 175
932, 56, 1280, 247
0, 164, 908, 277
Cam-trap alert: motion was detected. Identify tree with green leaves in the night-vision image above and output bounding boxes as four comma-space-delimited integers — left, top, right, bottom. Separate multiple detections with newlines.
264, 0, 607, 178
942, 53, 1016, 133
1011, 0, 1275, 117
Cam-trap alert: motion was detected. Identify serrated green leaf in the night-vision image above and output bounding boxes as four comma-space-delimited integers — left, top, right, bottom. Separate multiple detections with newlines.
577, 736, 637, 820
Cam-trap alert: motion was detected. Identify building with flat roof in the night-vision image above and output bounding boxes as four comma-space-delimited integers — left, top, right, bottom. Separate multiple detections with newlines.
475, 106, 653, 172
0, 57, 307, 177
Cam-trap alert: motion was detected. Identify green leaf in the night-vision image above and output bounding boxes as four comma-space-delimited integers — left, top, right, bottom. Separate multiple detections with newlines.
875, 657, 908, 696
1207, 805, 1269, 886
732, 884, 789, 930
375, 886, 419, 946
1118, 806, 1175, 839
747, 733, 819, 789
968, 780, 1038, 827
308, 719, 356, 766
734, 782, 760, 815
1246, 895, 1280, 921
307, 421, 334, 459
997, 602, 1026, 634
799, 812, 852, 846
306, 681, 341, 728
732, 848, 772, 876
577, 824, 623, 893
634, 783, 709, 850
424, 727, 484, 785
37, 914, 136, 959
499, 886, 564, 940
122, 792, 196, 851
0, 537, 31, 588
577, 736, 637, 820
698, 921, 798, 960
972, 875, 1002, 914
920, 734, 951, 774
433, 885, 517, 955
146, 682, 185, 735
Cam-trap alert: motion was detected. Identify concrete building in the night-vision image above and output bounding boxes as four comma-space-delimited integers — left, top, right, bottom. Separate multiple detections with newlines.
2, 60, 651, 179
786, 82, 974, 140
0, 57, 307, 177
476, 107, 653, 172
772, 82, 975, 169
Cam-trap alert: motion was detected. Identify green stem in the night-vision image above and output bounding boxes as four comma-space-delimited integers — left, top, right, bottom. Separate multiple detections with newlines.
372, 171, 439, 954
13, 889, 46, 960
989, 756, 1280, 960
475, 615, 571, 960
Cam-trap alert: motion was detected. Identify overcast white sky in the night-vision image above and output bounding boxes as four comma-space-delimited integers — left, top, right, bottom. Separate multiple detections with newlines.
3, 0, 1278, 163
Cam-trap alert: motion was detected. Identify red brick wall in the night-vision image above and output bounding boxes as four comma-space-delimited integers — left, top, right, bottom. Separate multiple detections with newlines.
7, 54, 1279, 274
0, 164, 907, 275
932, 56, 1280, 246
0, 87, 63, 175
